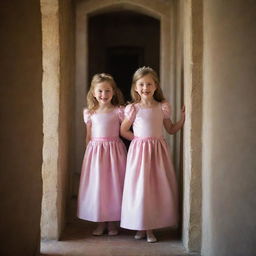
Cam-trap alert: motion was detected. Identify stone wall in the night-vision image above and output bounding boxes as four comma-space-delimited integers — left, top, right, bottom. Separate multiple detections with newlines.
41, 0, 75, 239
58, 0, 75, 229
182, 0, 203, 251
0, 1, 43, 255
202, 1, 256, 255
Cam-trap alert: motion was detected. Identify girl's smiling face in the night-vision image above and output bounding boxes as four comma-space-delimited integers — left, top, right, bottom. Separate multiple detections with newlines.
135, 74, 156, 100
93, 82, 114, 105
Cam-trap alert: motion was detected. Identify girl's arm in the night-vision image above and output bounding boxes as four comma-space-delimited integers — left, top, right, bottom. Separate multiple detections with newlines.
164, 105, 185, 134
85, 123, 92, 145
120, 119, 134, 141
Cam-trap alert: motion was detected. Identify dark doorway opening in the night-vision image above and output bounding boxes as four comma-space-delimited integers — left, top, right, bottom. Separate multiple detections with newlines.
88, 10, 160, 101
106, 47, 144, 102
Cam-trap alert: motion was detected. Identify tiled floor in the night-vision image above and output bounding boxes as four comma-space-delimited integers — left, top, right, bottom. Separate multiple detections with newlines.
41, 220, 199, 256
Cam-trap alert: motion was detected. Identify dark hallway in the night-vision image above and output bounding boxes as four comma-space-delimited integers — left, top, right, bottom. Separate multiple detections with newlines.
88, 11, 160, 102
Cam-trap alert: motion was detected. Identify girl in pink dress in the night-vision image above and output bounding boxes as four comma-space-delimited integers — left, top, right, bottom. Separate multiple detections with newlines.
120, 67, 185, 243
77, 73, 127, 236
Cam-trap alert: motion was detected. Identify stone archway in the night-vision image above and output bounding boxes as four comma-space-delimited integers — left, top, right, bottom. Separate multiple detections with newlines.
74, 0, 189, 244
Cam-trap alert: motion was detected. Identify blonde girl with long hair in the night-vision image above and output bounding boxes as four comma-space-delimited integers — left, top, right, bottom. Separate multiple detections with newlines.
77, 73, 127, 236
120, 67, 185, 242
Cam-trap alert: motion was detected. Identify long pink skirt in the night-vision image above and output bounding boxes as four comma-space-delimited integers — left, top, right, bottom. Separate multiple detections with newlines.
77, 137, 126, 222
121, 137, 178, 230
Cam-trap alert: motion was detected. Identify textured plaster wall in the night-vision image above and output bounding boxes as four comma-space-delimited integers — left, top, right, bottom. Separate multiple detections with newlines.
58, 0, 75, 234
171, 0, 182, 173
41, 0, 61, 239
202, 1, 256, 255
0, 1, 43, 255
182, 0, 203, 252
41, 0, 75, 239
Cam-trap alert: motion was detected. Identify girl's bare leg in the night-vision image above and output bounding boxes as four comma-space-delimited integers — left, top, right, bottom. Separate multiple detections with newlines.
108, 221, 119, 236
146, 230, 157, 243
134, 230, 146, 239
92, 222, 106, 236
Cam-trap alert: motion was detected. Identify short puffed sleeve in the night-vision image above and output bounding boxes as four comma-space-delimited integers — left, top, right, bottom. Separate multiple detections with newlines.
117, 106, 125, 122
83, 109, 91, 124
124, 104, 136, 123
161, 101, 172, 119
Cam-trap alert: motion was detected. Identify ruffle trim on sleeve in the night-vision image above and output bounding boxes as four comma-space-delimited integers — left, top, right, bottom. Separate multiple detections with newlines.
117, 106, 125, 122
83, 108, 91, 124
124, 104, 136, 122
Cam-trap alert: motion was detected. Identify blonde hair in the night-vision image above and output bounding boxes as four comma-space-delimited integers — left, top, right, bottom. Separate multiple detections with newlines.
130, 66, 165, 103
87, 73, 124, 112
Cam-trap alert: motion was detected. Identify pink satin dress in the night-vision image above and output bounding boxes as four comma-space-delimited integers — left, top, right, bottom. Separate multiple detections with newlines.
120, 102, 178, 230
77, 107, 127, 222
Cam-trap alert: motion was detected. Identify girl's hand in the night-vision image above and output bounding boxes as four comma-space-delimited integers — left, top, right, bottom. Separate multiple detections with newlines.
120, 119, 134, 141
163, 105, 185, 134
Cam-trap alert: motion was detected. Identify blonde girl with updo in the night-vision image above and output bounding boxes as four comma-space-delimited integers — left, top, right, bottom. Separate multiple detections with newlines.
120, 67, 185, 242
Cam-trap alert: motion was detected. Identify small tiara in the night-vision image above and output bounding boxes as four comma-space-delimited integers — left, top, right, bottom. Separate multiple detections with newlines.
136, 66, 154, 73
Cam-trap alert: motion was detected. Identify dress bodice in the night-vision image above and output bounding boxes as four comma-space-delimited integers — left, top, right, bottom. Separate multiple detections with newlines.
83, 107, 124, 138
124, 102, 171, 138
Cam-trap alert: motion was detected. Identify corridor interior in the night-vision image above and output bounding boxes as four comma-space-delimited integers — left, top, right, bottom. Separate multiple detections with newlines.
1, 0, 256, 256
41, 1, 190, 255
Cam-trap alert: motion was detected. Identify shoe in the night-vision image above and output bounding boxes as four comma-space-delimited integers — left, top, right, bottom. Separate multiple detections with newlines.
108, 229, 119, 236
92, 223, 106, 236
134, 231, 146, 240
146, 230, 157, 243
108, 222, 119, 236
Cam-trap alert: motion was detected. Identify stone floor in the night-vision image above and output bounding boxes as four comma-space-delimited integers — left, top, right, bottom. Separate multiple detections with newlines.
41, 219, 199, 256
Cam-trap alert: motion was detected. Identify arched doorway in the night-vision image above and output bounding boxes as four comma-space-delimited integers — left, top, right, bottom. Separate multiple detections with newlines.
88, 11, 160, 102
72, 0, 182, 240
